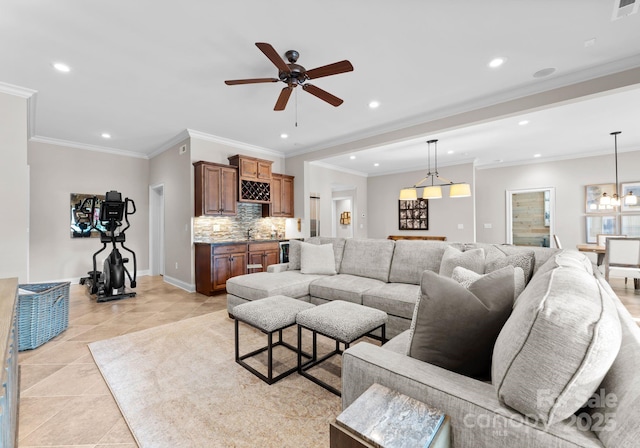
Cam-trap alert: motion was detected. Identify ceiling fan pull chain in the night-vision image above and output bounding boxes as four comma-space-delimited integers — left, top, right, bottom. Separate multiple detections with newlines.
295, 87, 298, 127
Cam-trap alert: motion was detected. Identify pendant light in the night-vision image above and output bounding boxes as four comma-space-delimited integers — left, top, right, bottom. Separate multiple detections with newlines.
600, 131, 637, 208
398, 139, 471, 200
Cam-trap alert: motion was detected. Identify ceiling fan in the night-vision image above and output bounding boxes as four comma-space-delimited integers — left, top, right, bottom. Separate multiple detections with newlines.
225, 42, 354, 111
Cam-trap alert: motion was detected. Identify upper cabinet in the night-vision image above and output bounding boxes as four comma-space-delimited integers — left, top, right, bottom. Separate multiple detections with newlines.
228, 155, 273, 204
268, 173, 295, 217
194, 161, 238, 216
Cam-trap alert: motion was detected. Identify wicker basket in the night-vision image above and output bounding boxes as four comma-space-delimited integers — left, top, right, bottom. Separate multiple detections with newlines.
17, 282, 70, 351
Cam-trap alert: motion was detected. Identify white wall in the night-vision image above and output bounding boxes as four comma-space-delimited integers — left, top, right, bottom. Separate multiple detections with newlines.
308, 164, 368, 239
28, 141, 149, 282
0, 92, 29, 281
475, 150, 640, 255
367, 163, 475, 241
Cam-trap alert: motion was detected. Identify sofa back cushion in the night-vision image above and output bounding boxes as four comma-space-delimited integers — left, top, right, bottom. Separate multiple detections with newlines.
300, 237, 346, 272
389, 241, 463, 285
339, 238, 395, 282
492, 265, 622, 426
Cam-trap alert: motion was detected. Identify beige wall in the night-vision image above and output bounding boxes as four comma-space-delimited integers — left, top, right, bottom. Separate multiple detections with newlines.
28, 141, 149, 282
475, 150, 640, 255
149, 139, 192, 288
309, 164, 368, 239
0, 92, 29, 281
367, 163, 476, 241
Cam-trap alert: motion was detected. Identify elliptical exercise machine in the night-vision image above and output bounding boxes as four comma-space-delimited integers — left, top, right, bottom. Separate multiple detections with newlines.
79, 190, 138, 302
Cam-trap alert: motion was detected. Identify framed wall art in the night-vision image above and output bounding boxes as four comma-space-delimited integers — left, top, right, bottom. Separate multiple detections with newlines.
621, 181, 640, 212
398, 199, 428, 230
585, 215, 617, 243
585, 183, 617, 213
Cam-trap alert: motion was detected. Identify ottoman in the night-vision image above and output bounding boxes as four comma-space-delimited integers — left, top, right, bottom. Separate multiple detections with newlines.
296, 300, 388, 396
233, 295, 314, 384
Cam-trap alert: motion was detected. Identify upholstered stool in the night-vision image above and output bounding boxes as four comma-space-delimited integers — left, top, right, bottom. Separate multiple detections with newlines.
296, 300, 388, 396
233, 295, 314, 384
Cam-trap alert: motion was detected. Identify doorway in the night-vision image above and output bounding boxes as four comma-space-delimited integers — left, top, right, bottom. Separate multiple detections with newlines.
332, 196, 354, 238
149, 184, 165, 276
506, 187, 555, 247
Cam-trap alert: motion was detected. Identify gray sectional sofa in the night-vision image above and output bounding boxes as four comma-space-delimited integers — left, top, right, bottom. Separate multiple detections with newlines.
226, 237, 639, 447
226, 237, 556, 338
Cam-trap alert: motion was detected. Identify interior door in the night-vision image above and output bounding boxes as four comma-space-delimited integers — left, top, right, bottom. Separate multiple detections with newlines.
506, 188, 555, 247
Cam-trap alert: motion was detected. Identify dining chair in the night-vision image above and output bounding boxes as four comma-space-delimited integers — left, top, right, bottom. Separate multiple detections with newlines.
596, 234, 627, 247
553, 234, 562, 249
604, 237, 640, 290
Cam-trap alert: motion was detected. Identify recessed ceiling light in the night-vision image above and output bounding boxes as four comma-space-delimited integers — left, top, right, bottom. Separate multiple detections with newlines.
349, 155, 356, 160
101, 133, 111, 139
534, 153, 541, 158
447, 150, 454, 154
53, 62, 71, 72
488, 57, 506, 68
518, 120, 529, 126
374, 163, 379, 167
369, 101, 380, 109
280, 133, 288, 139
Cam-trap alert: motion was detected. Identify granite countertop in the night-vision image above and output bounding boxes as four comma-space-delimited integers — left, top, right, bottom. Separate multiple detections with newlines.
194, 239, 288, 245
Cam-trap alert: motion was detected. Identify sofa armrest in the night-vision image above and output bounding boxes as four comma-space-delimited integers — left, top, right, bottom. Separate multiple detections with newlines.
342, 342, 603, 448
266, 263, 289, 273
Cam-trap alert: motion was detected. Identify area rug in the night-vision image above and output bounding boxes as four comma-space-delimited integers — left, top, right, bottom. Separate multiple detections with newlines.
89, 310, 341, 447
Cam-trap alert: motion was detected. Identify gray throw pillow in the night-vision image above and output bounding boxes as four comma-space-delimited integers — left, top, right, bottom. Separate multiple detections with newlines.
288, 239, 302, 270
407, 267, 515, 379
438, 246, 485, 278
486, 245, 535, 284
300, 242, 337, 275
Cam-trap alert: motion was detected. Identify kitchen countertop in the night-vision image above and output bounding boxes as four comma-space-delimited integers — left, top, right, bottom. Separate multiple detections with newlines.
194, 239, 288, 245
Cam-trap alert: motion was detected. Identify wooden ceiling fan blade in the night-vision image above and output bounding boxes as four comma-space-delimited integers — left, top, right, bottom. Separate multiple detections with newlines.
305, 60, 353, 80
255, 42, 291, 73
274, 87, 293, 111
225, 78, 279, 85
302, 84, 343, 107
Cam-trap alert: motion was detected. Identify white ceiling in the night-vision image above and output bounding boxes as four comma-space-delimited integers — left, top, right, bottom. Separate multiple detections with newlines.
2, 1, 640, 174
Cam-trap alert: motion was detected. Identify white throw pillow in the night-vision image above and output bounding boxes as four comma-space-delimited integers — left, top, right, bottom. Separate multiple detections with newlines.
300, 242, 337, 275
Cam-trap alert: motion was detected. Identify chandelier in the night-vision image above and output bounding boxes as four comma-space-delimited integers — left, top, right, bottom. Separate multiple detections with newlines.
399, 139, 471, 200
599, 131, 637, 208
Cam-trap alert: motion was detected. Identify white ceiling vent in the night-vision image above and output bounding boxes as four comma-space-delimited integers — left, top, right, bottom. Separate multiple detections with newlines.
612, 0, 638, 20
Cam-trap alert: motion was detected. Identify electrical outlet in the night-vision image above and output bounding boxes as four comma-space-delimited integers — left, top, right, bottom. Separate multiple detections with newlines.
175, 262, 178, 270
484, 223, 492, 229
213, 224, 221, 232
457, 224, 464, 230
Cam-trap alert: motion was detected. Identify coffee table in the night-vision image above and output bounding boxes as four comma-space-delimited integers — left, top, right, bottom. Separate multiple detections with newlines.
295, 300, 388, 396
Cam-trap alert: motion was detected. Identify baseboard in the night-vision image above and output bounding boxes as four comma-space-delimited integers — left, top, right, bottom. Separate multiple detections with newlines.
36, 270, 151, 285
163, 275, 195, 293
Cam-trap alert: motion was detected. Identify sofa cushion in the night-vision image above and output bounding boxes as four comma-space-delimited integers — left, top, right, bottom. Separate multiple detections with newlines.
485, 245, 535, 284
288, 239, 302, 270
300, 242, 337, 275
438, 246, 485, 278
305, 237, 346, 272
389, 241, 464, 285
309, 274, 385, 305
226, 271, 322, 301
362, 283, 421, 319
407, 267, 515, 379
339, 239, 395, 282
453, 265, 525, 298
492, 266, 622, 426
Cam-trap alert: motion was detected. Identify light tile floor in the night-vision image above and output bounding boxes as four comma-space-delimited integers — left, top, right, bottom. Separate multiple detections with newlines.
18, 276, 226, 447
17, 275, 640, 447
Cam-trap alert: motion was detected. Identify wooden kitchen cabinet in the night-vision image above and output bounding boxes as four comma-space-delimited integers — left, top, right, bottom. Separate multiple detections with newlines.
228, 155, 273, 204
195, 243, 247, 295
263, 173, 295, 217
194, 161, 237, 216
247, 242, 279, 273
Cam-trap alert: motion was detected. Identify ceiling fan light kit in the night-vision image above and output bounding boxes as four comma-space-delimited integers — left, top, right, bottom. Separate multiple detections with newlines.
225, 42, 353, 111
399, 140, 472, 200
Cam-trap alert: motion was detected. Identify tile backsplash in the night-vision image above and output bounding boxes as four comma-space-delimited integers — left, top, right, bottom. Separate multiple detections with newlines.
193, 203, 287, 242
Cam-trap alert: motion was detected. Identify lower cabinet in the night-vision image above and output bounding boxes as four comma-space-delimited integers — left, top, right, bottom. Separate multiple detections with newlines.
195, 243, 247, 295
247, 242, 279, 273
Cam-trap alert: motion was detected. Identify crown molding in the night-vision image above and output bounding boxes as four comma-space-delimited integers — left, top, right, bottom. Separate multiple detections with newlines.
0, 81, 37, 98
29, 136, 148, 159
309, 160, 368, 178
186, 129, 284, 158
147, 129, 191, 158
